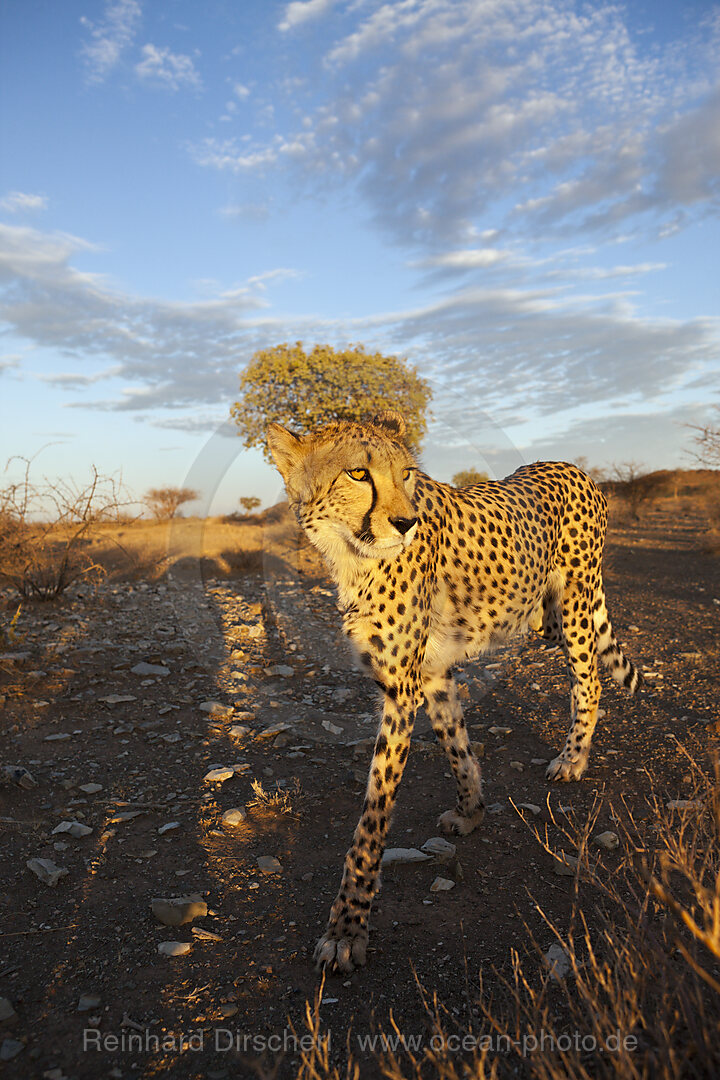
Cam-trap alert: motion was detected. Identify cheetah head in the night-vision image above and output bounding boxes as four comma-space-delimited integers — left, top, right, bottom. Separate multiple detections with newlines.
267, 411, 419, 564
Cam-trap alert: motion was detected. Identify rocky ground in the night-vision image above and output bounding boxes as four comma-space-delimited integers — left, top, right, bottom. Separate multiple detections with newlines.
0, 501, 718, 1079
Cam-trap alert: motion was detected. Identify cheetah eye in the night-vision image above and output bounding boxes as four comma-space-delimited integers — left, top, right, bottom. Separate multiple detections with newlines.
346, 468, 371, 482
402, 468, 414, 482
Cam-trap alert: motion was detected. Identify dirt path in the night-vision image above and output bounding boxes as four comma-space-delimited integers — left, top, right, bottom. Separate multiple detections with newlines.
1, 504, 718, 1078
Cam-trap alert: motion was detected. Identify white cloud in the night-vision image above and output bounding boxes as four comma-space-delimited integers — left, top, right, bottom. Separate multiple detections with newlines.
414, 249, 509, 270
0, 192, 48, 214
1, 222, 717, 457
218, 202, 271, 221
0, 223, 298, 412
135, 44, 202, 91
193, 0, 720, 249
39, 366, 123, 388
278, 0, 336, 33
0, 355, 20, 374
79, 0, 142, 83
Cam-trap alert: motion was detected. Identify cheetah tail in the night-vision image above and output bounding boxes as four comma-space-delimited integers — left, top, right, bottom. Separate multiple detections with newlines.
593, 597, 642, 695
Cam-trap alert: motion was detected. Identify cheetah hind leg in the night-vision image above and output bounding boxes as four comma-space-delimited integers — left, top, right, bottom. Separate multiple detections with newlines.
546, 584, 601, 783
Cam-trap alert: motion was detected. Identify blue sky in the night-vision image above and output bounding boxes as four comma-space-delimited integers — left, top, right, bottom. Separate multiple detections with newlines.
1, 0, 719, 514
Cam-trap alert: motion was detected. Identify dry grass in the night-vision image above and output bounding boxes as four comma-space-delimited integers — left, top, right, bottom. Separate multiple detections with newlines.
248, 778, 303, 816
277, 754, 720, 1080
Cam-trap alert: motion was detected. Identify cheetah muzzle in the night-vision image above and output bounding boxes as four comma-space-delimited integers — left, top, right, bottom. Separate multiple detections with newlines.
267, 410, 641, 973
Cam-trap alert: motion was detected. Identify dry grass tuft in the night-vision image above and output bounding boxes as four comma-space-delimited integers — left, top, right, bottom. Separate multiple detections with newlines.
248, 778, 303, 816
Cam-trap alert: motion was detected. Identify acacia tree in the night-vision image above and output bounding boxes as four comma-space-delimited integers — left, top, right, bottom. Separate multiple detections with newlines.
144, 487, 199, 520
238, 496, 261, 514
231, 342, 432, 460
452, 467, 489, 488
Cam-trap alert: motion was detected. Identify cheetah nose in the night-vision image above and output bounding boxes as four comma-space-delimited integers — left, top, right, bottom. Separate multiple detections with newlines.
390, 516, 418, 536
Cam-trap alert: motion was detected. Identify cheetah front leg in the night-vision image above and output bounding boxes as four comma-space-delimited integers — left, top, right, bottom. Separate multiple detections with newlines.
314, 692, 415, 972
424, 674, 484, 835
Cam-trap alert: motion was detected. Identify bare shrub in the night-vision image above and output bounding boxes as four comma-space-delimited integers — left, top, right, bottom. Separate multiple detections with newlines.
609, 462, 663, 521
686, 410, 720, 468
0, 455, 133, 601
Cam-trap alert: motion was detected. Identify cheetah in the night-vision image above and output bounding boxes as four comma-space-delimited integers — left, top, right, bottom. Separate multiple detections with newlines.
267, 411, 640, 972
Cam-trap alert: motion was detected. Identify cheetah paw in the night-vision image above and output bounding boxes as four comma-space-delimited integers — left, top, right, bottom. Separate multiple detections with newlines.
546, 754, 588, 782
314, 927, 368, 972
438, 805, 485, 836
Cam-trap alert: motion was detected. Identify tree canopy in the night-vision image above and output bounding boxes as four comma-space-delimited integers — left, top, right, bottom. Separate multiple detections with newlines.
144, 487, 199, 520
451, 467, 489, 488
230, 342, 432, 460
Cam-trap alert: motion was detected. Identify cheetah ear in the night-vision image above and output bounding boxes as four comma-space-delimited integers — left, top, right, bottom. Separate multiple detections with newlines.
266, 422, 307, 481
370, 410, 406, 439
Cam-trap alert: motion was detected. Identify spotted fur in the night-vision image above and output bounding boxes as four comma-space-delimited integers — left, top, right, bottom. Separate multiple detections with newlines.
267, 411, 640, 972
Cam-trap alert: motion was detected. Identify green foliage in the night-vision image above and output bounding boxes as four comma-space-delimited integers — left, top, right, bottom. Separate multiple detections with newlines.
451, 467, 489, 488
231, 342, 432, 461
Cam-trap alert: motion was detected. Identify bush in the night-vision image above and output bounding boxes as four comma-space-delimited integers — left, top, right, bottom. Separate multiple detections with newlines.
0, 456, 131, 600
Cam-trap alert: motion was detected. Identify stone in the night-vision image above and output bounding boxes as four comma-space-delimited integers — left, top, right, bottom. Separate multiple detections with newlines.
199, 701, 233, 717
221, 808, 247, 827
667, 799, 703, 811
531, 758, 549, 766
158, 822, 181, 835
545, 943, 571, 981
0, 998, 16, 1021
265, 665, 294, 677
352, 738, 376, 758
27, 858, 69, 886
219, 1003, 238, 1018
229, 725, 251, 739
98, 695, 137, 705
593, 831, 620, 851
256, 722, 292, 740
509, 760, 524, 772
204, 767, 235, 783
256, 856, 282, 874
52, 821, 93, 838
191, 927, 222, 942
421, 837, 456, 862
78, 783, 103, 794
553, 852, 578, 877
44, 733, 72, 742
77, 994, 102, 1012
2, 765, 36, 789
151, 895, 207, 926
131, 662, 170, 676
517, 803, 542, 816
381, 848, 432, 865
430, 876, 456, 892
158, 941, 192, 956
321, 720, 343, 735
109, 810, 142, 823
0, 1039, 24, 1061
488, 725, 512, 735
